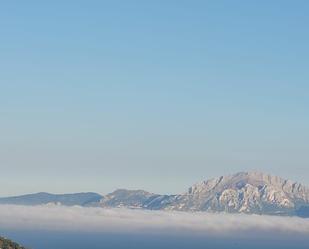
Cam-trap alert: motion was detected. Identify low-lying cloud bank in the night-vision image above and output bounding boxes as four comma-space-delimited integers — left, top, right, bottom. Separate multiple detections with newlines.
0, 205, 308, 238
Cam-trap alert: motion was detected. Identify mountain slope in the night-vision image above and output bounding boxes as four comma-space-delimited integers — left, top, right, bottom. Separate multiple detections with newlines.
0, 192, 102, 206
92, 189, 162, 208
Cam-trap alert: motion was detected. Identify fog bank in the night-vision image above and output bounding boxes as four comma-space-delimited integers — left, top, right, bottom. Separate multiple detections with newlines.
0, 204, 308, 239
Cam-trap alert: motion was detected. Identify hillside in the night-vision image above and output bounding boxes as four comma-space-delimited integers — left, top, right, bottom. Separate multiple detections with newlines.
0, 237, 27, 249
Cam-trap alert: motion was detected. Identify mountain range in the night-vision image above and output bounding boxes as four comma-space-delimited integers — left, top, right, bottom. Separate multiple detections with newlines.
1, 172, 308, 217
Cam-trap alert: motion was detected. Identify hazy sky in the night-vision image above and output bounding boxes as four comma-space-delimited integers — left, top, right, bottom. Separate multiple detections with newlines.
1, 1, 308, 196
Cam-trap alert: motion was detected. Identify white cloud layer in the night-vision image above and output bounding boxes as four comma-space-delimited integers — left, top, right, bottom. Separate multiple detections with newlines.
0, 204, 308, 239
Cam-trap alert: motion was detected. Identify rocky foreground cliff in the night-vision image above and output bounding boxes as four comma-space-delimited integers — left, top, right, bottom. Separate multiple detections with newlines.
0, 237, 27, 249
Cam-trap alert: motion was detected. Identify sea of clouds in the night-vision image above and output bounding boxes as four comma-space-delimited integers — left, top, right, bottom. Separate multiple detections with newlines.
0, 204, 308, 239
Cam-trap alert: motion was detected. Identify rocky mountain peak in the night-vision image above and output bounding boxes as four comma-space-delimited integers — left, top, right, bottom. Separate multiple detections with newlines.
183, 171, 309, 215
187, 171, 306, 195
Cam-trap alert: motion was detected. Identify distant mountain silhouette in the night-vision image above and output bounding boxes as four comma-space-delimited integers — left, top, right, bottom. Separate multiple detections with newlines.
0, 192, 102, 206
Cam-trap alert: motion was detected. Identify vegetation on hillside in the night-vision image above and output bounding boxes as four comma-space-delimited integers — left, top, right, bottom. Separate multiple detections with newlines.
0, 237, 27, 249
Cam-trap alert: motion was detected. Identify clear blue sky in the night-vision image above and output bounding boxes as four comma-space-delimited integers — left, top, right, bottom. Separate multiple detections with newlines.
1, 1, 308, 196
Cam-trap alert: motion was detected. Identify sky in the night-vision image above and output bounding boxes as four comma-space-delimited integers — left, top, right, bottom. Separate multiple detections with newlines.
0, 0, 308, 196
